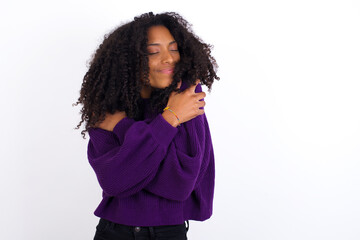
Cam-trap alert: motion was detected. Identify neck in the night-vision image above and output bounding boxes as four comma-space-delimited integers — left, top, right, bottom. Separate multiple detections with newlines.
140, 85, 152, 99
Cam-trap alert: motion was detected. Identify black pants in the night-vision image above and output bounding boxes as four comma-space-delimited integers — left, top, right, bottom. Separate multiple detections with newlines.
94, 218, 189, 240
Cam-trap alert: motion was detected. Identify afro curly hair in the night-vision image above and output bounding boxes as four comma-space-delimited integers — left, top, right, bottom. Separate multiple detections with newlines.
73, 11, 220, 139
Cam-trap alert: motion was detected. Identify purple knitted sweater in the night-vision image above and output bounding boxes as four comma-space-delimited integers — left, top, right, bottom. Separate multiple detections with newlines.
87, 83, 215, 226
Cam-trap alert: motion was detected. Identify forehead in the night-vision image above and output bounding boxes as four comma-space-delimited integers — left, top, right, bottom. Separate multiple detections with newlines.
147, 25, 176, 43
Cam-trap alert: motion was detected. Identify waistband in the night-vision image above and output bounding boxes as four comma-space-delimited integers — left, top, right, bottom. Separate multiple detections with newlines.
99, 218, 189, 234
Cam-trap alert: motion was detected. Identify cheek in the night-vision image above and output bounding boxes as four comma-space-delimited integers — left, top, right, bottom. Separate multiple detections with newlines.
148, 60, 157, 73
175, 54, 180, 62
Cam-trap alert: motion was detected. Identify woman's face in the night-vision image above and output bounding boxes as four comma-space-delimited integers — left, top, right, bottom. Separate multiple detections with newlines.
145, 25, 180, 89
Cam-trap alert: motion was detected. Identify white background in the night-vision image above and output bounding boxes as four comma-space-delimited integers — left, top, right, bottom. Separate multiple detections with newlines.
1, 0, 359, 239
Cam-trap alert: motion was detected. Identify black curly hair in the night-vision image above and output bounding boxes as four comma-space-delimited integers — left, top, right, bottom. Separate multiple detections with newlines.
73, 11, 220, 139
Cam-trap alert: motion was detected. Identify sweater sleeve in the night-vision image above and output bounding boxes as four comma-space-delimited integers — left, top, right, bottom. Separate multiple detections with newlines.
87, 113, 179, 199
143, 111, 212, 201
144, 84, 214, 201
140, 83, 214, 201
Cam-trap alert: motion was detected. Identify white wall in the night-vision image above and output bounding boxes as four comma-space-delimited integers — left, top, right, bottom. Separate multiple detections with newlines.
1, 0, 359, 239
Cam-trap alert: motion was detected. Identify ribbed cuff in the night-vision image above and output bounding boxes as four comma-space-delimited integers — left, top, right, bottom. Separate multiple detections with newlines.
149, 113, 179, 147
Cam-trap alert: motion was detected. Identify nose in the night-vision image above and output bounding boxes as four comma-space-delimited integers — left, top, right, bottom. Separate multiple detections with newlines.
161, 50, 175, 64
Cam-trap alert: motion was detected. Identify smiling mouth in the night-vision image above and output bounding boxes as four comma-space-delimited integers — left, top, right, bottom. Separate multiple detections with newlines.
158, 68, 174, 74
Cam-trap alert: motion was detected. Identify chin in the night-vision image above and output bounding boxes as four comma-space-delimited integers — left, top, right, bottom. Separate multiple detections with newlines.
153, 80, 173, 89
152, 85, 169, 90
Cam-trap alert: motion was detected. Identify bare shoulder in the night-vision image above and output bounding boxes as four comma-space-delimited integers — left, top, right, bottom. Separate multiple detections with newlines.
109, 111, 127, 125
94, 110, 127, 131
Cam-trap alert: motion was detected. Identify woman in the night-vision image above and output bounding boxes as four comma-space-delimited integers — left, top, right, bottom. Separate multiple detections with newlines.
74, 11, 219, 240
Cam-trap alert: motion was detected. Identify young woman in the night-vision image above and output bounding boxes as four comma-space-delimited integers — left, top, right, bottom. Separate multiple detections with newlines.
74, 11, 219, 240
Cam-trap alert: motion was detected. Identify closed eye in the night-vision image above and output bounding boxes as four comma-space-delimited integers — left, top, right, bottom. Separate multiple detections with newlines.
148, 50, 178, 55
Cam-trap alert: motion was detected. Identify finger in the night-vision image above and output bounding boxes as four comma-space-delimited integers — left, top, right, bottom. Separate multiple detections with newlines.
198, 108, 205, 115
199, 91, 206, 99
197, 99, 205, 110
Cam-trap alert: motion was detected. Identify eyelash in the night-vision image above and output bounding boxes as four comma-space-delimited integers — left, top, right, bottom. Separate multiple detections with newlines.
148, 50, 179, 55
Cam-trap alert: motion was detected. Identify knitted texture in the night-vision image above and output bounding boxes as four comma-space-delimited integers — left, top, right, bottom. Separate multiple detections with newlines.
87, 83, 215, 226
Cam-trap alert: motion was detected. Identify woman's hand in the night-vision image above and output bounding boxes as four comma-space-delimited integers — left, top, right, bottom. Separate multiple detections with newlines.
162, 79, 206, 127
94, 111, 127, 132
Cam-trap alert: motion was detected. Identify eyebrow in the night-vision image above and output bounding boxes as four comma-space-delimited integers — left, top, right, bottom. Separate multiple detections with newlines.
147, 40, 177, 46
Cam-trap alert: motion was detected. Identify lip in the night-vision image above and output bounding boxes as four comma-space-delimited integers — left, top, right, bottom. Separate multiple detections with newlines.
158, 68, 174, 74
